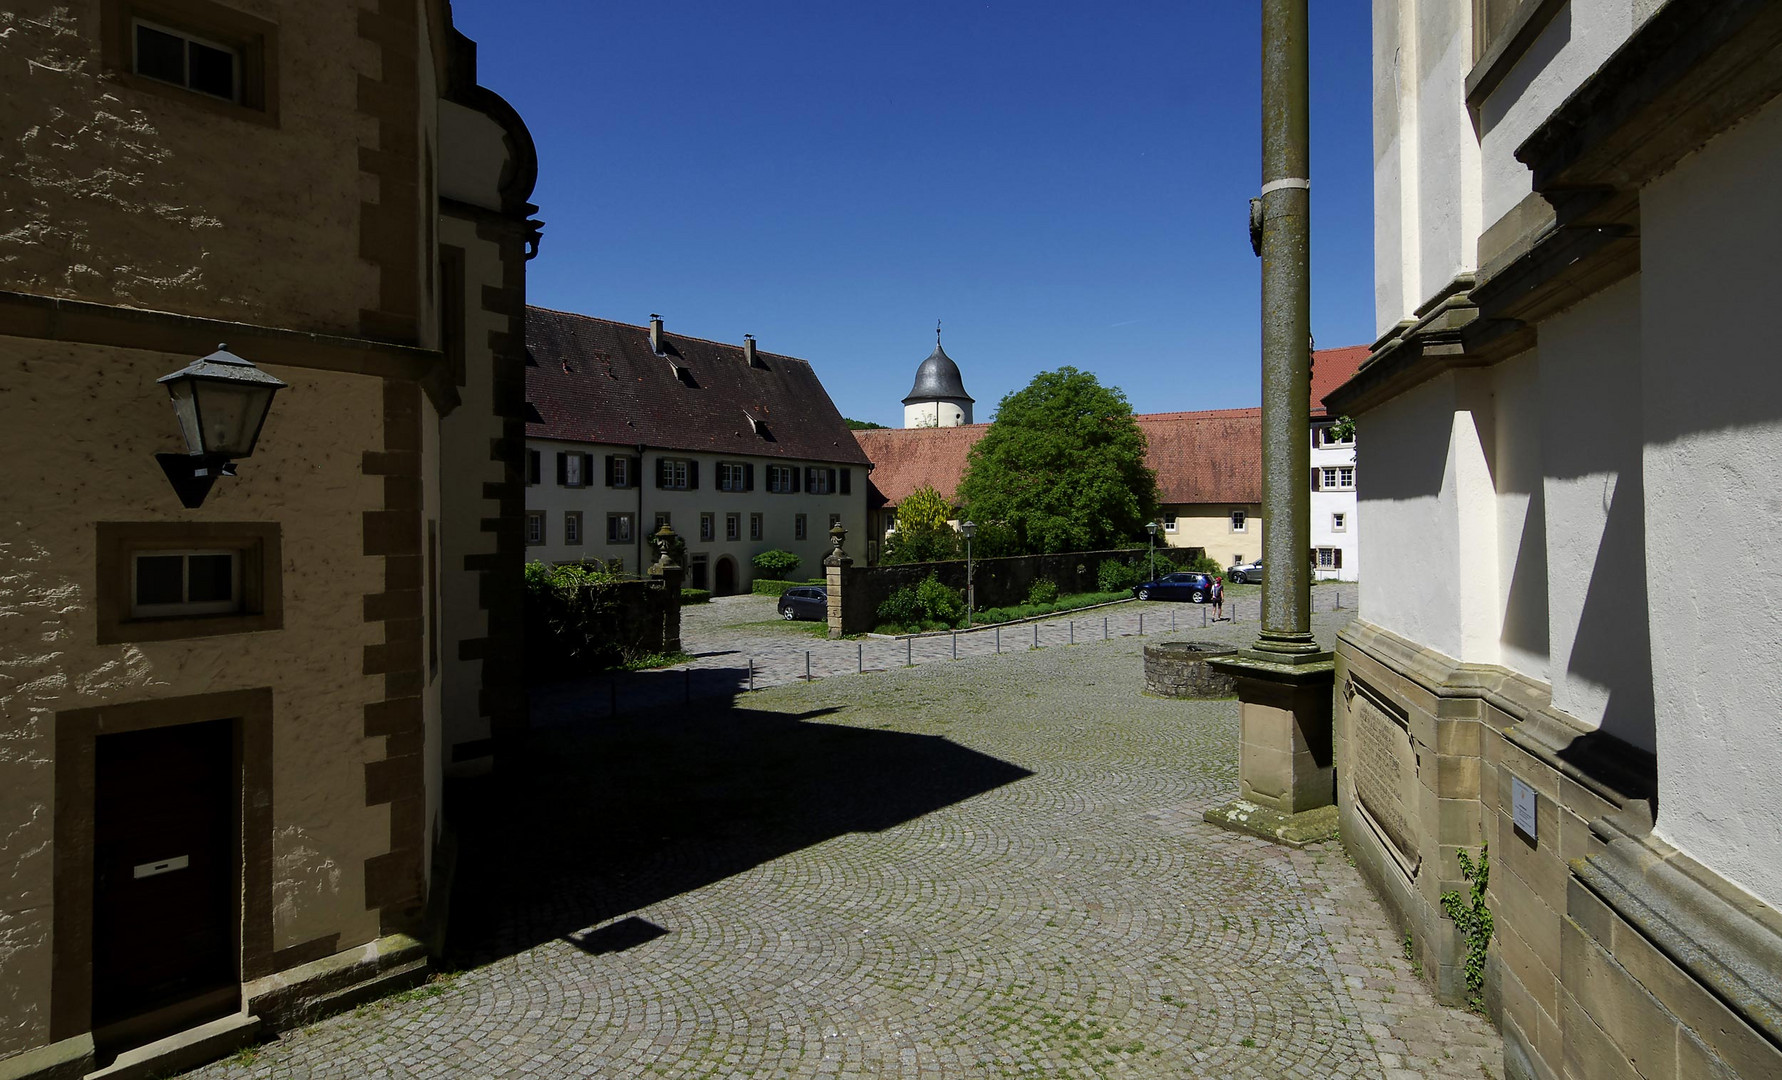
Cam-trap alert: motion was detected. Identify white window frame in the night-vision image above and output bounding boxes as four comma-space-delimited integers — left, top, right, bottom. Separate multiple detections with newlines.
700, 512, 714, 542
1339, 466, 1355, 489
1331, 512, 1346, 533
564, 511, 583, 546
726, 513, 741, 541
1317, 423, 1354, 448
130, 549, 241, 618
808, 470, 831, 495
768, 465, 795, 493
719, 462, 747, 492
526, 512, 544, 546
131, 17, 241, 103
660, 459, 691, 490
1163, 514, 1178, 533
607, 513, 633, 544
1230, 509, 1247, 533
612, 455, 631, 489
564, 454, 583, 487
1316, 547, 1341, 569
749, 513, 763, 541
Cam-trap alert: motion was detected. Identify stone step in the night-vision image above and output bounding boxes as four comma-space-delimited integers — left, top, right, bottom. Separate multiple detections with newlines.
85, 1011, 260, 1080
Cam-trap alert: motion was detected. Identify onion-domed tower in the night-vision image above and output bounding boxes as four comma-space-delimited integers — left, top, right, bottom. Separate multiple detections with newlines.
901, 324, 974, 428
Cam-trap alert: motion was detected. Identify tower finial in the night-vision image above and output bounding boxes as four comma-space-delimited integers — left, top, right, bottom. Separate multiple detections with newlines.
936, 318, 942, 346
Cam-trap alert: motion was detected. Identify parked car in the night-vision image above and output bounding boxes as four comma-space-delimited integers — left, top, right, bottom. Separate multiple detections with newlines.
778, 585, 828, 621
1228, 560, 1263, 585
1133, 572, 1216, 603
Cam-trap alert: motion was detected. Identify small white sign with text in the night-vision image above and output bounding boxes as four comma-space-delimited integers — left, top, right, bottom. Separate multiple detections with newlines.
1511, 775, 1538, 842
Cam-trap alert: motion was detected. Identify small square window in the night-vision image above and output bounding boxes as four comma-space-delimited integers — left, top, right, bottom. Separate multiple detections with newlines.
1164, 514, 1177, 533
1230, 510, 1247, 533
1332, 513, 1346, 532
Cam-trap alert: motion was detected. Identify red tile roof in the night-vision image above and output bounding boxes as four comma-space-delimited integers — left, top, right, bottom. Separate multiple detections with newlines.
1134, 408, 1261, 504
852, 424, 990, 508
525, 307, 871, 466
854, 407, 1265, 510
1311, 345, 1370, 418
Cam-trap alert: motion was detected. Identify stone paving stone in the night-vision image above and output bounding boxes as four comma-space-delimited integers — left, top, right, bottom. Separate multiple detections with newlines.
181, 601, 1497, 1080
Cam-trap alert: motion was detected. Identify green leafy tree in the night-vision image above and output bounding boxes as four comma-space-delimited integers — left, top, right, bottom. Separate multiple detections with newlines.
844, 417, 888, 430
956, 367, 1158, 553
886, 485, 960, 563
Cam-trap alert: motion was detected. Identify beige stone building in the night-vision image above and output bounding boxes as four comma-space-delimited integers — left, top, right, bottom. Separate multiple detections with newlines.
524, 311, 870, 593
1333, 3, 1782, 1078
0, 2, 535, 1074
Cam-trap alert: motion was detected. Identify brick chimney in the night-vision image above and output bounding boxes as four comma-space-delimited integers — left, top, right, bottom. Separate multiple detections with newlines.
744, 334, 760, 368
650, 313, 663, 354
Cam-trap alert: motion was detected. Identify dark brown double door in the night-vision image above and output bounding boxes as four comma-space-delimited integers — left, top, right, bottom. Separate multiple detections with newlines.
93, 718, 239, 1046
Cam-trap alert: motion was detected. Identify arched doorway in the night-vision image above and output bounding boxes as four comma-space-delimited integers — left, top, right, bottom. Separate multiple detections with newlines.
714, 556, 737, 596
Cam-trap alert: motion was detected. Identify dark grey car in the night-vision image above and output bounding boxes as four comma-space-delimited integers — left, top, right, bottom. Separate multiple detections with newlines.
778, 585, 828, 621
1228, 560, 1263, 585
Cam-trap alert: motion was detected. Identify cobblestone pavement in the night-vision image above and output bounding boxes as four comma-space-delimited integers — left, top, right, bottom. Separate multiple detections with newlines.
185, 605, 1499, 1080
534, 584, 1360, 723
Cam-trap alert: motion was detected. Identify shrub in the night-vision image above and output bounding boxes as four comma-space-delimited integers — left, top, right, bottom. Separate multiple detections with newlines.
885, 523, 960, 564
751, 549, 801, 580
916, 574, 966, 626
877, 584, 923, 625
1097, 558, 1142, 593
1026, 578, 1059, 605
1187, 554, 1223, 576
524, 560, 627, 673
679, 588, 710, 604
751, 577, 826, 597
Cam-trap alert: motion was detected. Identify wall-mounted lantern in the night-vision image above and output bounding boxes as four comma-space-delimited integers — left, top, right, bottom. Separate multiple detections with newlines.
156, 344, 287, 508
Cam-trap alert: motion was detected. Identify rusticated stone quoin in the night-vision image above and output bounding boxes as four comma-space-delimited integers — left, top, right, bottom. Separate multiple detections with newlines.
1143, 640, 1238, 698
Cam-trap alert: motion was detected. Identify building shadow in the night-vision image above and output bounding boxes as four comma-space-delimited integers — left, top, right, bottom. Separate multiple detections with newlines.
446, 669, 1033, 967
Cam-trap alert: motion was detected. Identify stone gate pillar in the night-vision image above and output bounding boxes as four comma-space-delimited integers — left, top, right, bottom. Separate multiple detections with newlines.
824, 524, 851, 640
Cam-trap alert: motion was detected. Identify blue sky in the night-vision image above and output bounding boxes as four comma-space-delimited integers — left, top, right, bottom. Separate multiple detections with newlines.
456, 2, 1373, 427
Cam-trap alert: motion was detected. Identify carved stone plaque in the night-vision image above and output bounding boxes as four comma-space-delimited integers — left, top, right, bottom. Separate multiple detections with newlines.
1351, 682, 1421, 878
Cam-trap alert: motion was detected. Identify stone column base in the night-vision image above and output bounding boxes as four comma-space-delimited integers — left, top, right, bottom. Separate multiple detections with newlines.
1202, 799, 1338, 847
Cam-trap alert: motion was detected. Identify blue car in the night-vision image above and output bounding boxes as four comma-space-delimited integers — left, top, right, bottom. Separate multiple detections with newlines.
1133, 572, 1216, 603
778, 585, 829, 621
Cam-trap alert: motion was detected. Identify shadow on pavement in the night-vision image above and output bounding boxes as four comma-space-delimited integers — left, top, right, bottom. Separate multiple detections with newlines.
447, 669, 1033, 967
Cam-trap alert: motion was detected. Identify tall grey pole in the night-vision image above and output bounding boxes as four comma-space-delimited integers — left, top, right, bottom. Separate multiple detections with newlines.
1255, 0, 1316, 658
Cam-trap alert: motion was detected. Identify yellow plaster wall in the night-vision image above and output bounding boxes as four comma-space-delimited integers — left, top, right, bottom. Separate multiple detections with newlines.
0, 338, 390, 1056
0, 2, 378, 336
1159, 503, 1263, 568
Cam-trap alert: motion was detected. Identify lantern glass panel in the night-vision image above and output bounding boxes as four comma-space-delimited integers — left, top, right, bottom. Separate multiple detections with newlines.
165, 379, 204, 456
192, 379, 275, 458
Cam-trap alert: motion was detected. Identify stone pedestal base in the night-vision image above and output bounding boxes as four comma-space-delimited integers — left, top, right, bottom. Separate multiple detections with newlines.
1203, 651, 1337, 847
1202, 800, 1338, 847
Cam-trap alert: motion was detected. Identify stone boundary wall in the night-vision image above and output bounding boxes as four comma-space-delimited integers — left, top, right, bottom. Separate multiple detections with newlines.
834, 547, 1188, 635
1143, 642, 1238, 698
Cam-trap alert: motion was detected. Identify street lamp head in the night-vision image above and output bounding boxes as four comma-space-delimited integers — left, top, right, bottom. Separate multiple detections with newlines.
961, 519, 977, 539
1146, 521, 1158, 536
158, 344, 287, 460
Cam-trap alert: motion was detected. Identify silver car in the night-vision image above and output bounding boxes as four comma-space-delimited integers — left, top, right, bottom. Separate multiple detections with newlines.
1227, 560, 1263, 585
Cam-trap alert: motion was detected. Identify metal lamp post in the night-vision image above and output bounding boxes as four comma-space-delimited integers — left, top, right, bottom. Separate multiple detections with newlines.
156, 343, 287, 508
961, 519, 977, 628
1146, 520, 1158, 582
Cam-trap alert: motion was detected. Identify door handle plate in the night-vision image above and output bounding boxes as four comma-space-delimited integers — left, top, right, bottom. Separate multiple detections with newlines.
133, 855, 189, 879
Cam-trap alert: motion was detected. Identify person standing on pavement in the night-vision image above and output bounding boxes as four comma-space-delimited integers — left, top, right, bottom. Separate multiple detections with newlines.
1212, 574, 1224, 620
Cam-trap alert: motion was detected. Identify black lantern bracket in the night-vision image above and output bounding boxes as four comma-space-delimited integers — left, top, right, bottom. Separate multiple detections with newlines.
155, 343, 286, 509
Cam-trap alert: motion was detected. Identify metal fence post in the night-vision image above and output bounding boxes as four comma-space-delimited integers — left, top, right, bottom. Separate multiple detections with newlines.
858, 643, 863, 673
1070, 621, 1075, 645
996, 627, 1001, 653
1103, 616, 1108, 640
907, 638, 913, 667
805, 651, 811, 682
952, 631, 957, 659
748, 658, 754, 692
1140, 612, 1144, 635
1033, 623, 1039, 649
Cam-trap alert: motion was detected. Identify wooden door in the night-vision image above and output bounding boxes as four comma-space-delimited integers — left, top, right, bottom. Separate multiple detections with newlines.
92, 718, 238, 1041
